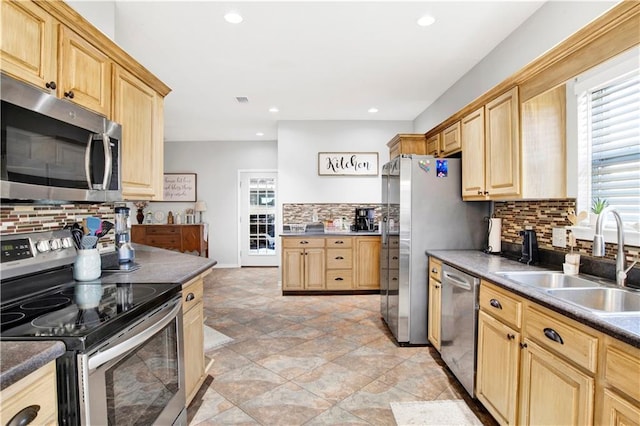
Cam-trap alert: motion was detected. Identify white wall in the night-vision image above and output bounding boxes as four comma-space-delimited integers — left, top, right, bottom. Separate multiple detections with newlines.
278, 120, 412, 205
413, 1, 617, 133
65, 1, 116, 40
151, 141, 277, 267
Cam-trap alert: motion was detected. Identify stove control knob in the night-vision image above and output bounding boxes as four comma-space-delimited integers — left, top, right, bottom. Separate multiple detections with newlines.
36, 240, 51, 252
50, 238, 62, 250
62, 237, 74, 248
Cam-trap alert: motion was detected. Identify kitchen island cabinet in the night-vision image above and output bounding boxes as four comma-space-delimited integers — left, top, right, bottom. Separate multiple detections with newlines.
281, 234, 380, 294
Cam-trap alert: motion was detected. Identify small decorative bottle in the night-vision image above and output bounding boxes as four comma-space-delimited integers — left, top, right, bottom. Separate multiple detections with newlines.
167, 211, 174, 224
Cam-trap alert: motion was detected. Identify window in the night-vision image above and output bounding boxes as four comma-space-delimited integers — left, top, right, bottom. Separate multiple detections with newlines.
573, 47, 640, 234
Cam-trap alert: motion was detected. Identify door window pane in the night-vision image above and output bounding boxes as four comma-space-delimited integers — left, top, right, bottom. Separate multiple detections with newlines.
248, 178, 276, 255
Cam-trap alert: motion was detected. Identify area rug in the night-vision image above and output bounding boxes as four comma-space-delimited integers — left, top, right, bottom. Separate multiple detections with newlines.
390, 400, 483, 426
203, 325, 233, 352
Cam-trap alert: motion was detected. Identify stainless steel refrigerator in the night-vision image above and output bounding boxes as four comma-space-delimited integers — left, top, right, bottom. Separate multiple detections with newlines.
380, 155, 489, 345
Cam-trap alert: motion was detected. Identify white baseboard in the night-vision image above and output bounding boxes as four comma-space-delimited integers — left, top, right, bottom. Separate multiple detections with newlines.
212, 263, 240, 268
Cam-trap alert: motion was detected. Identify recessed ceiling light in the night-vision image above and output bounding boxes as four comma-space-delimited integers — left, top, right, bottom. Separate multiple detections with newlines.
256, 132, 264, 136
224, 11, 243, 24
368, 107, 379, 113
417, 15, 435, 27
268, 107, 279, 113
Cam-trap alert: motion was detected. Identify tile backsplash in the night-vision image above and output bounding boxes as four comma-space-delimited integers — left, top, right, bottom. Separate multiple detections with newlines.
0, 203, 116, 251
283, 203, 382, 226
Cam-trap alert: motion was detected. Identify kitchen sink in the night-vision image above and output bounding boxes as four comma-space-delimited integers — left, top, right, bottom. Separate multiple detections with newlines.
496, 271, 602, 289
545, 287, 640, 314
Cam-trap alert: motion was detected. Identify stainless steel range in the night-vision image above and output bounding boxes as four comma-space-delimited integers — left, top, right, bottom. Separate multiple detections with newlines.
0, 230, 186, 426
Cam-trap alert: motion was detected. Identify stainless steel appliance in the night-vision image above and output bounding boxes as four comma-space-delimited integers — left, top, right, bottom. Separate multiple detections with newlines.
115, 206, 135, 264
0, 230, 185, 425
440, 263, 480, 397
0, 74, 122, 203
355, 207, 375, 231
519, 229, 539, 265
380, 155, 488, 345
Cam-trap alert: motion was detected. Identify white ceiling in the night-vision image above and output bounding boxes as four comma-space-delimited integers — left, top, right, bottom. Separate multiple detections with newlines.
111, 1, 545, 142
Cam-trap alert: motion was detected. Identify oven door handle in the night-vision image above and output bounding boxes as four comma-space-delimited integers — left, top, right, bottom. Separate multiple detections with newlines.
88, 298, 181, 371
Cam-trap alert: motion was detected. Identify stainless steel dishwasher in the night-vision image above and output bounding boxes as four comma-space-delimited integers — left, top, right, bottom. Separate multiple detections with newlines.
440, 263, 480, 397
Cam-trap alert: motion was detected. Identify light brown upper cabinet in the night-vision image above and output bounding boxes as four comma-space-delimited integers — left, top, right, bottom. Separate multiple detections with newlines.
58, 26, 112, 117
484, 87, 521, 199
440, 121, 461, 156
461, 87, 520, 200
387, 134, 427, 159
113, 66, 164, 200
461, 107, 486, 199
425, 133, 441, 157
1, 0, 57, 91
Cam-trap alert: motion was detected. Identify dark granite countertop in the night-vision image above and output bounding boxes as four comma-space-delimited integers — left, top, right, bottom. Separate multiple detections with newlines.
281, 232, 380, 237
0, 245, 218, 391
0, 341, 65, 390
101, 244, 217, 284
426, 249, 640, 348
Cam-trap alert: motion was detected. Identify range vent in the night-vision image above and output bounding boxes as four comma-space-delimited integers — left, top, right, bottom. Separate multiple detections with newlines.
235, 96, 249, 103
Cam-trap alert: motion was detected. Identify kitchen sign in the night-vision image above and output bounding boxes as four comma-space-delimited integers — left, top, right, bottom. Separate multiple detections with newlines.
163, 173, 197, 202
318, 152, 378, 176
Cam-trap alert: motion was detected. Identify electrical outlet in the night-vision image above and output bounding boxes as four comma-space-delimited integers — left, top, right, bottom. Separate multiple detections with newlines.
552, 227, 567, 248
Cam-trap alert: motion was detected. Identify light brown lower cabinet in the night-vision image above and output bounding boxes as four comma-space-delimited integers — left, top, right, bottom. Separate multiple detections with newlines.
475, 279, 640, 426
182, 269, 211, 405
282, 235, 380, 292
427, 257, 442, 351
0, 361, 57, 425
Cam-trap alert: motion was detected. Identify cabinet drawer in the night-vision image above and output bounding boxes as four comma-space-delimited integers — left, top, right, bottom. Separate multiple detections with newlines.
326, 249, 352, 269
429, 258, 442, 281
479, 281, 523, 329
326, 237, 352, 248
524, 305, 598, 373
146, 235, 180, 248
282, 237, 325, 248
0, 361, 57, 426
182, 277, 204, 313
326, 270, 353, 289
146, 226, 180, 235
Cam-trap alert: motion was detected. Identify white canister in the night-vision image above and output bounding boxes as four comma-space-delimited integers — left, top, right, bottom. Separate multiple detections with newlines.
73, 249, 101, 281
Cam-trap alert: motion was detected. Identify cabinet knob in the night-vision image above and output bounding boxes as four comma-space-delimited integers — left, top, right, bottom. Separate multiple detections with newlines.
489, 298, 503, 310
435, 284, 440, 289
477, 191, 483, 195
334, 241, 344, 244
507, 333, 515, 340
185, 292, 195, 302
300, 241, 309, 245
45, 81, 57, 90
520, 342, 528, 349
335, 256, 344, 260
483, 191, 489, 195
64, 90, 75, 99
431, 268, 437, 273
7, 404, 40, 426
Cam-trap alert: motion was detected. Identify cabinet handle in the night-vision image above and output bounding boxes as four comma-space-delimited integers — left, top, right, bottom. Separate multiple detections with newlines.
431, 268, 438, 273
483, 191, 489, 195
335, 256, 344, 260
300, 241, 309, 245
392, 256, 398, 260
477, 191, 483, 195
334, 241, 344, 244
543, 327, 564, 345
7, 405, 40, 426
435, 284, 440, 289
392, 277, 398, 281
64, 90, 75, 99
507, 333, 515, 340
334, 277, 344, 281
185, 292, 195, 302
520, 342, 528, 349
489, 298, 503, 310
45, 81, 57, 90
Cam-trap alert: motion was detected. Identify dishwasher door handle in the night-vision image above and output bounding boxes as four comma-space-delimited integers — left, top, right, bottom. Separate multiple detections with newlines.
443, 271, 472, 290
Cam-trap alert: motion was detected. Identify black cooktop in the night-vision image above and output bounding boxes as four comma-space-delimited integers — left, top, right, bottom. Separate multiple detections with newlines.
0, 269, 180, 351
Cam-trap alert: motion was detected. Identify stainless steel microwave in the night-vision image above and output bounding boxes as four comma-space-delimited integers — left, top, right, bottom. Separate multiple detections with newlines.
1, 74, 122, 203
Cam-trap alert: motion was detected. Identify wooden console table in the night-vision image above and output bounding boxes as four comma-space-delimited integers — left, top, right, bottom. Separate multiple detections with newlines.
132, 224, 208, 257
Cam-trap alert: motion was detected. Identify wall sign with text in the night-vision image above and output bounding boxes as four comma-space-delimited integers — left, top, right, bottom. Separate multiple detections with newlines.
163, 173, 197, 202
318, 152, 379, 176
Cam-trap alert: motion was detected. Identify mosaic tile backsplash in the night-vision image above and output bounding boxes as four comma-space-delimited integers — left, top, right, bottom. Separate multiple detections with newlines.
283, 203, 382, 226
0, 203, 116, 251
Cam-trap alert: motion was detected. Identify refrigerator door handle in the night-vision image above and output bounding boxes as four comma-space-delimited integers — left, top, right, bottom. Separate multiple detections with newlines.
381, 216, 388, 245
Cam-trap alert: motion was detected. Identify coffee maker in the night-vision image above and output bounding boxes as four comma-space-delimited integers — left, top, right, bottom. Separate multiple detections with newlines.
519, 229, 539, 265
355, 208, 375, 231
114, 206, 135, 264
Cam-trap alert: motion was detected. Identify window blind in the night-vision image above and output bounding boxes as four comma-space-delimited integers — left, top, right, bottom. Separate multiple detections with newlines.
588, 72, 640, 225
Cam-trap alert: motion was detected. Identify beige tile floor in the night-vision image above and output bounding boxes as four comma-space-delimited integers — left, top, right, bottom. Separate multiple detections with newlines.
187, 267, 496, 425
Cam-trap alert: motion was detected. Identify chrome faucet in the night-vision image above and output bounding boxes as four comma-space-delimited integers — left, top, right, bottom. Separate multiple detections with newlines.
592, 206, 636, 286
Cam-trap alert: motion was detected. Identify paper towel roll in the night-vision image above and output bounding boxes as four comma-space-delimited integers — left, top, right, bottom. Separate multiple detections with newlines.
488, 218, 502, 253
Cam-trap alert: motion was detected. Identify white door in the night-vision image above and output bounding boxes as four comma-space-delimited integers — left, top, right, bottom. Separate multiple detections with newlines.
239, 171, 278, 266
